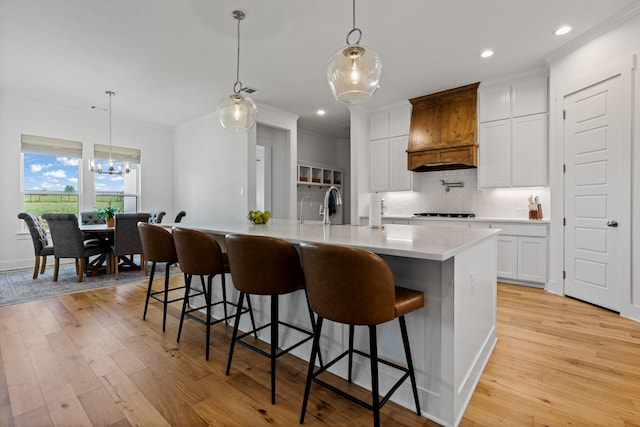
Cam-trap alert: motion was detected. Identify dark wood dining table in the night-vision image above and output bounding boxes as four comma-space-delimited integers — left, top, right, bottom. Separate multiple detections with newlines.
81, 223, 143, 274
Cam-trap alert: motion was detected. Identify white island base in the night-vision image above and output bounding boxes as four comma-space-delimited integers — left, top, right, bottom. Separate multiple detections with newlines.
168, 221, 498, 426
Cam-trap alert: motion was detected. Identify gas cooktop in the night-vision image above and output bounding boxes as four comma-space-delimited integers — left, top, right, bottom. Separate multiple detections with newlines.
413, 212, 476, 218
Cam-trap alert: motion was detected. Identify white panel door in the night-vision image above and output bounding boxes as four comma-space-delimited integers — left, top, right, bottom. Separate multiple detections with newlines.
564, 76, 624, 311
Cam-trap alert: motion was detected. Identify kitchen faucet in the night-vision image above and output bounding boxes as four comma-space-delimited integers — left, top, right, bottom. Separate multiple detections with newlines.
299, 196, 311, 224
319, 186, 342, 225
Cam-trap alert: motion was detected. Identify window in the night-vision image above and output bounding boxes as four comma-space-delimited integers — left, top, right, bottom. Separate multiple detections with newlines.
21, 134, 82, 217
93, 143, 141, 212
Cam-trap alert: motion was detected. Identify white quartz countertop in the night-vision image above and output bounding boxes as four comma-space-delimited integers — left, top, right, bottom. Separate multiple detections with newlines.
167, 219, 500, 262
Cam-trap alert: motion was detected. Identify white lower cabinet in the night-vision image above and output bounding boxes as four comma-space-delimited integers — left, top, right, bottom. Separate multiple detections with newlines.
496, 235, 518, 279
489, 222, 548, 285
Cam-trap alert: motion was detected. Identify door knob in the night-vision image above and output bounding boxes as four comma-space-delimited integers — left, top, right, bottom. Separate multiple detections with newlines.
607, 220, 618, 227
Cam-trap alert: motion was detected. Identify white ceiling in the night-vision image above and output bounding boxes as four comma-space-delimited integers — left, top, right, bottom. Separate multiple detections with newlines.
1, 0, 639, 139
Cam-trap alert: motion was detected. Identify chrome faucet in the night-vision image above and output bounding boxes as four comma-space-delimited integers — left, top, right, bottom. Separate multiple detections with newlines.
299, 196, 311, 224
319, 186, 342, 225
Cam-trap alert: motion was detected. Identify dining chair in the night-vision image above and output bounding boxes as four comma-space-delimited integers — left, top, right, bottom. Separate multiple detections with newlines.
111, 212, 150, 279
148, 210, 166, 224
18, 212, 55, 279
41, 213, 112, 282
174, 211, 187, 223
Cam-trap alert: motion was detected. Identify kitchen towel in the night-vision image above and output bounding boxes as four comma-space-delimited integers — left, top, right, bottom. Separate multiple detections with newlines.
369, 193, 382, 227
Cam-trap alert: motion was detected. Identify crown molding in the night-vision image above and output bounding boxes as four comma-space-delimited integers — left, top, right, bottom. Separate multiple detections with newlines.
545, 1, 640, 64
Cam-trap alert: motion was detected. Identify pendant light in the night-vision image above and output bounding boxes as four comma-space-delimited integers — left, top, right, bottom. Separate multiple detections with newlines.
218, 10, 257, 132
327, 0, 382, 104
89, 91, 131, 175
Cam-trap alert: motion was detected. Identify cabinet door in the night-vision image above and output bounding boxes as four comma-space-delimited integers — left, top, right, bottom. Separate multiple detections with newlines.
496, 235, 518, 280
479, 119, 511, 188
389, 135, 411, 191
389, 104, 412, 137
517, 236, 547, 283
408, 100, 442, 151
479, 83, 511, 122
512, 76, 547, 117
370, 139, 389, 192
512, 114, 547, 187
370, 111, 389, 140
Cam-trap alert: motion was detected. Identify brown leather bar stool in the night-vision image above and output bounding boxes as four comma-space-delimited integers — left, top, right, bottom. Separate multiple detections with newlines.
138, 222, 184, 332
172, 227, 257, 360
225, 234, 321, 404
299, 242, 424, 427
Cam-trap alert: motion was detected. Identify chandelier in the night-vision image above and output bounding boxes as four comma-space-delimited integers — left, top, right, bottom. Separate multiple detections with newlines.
89, 90, 131, 175
218, 10, 257, 132
327, 0, 382, 103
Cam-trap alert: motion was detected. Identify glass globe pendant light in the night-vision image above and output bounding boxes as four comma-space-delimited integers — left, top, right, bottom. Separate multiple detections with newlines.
327, 0, 382, 104
218, 10, 257, 132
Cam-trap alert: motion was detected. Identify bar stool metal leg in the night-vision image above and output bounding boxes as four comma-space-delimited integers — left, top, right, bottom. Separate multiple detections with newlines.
226, 292, 245, 376
399, 315, 421, 415
270, 295, 278, 404
369, 325, 380, 427
348, 324, 355, 383
143, 261, 157, 321
300, 316, 324, 424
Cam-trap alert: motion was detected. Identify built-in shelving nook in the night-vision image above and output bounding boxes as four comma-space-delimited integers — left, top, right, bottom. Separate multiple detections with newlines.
297, 161, 342, 189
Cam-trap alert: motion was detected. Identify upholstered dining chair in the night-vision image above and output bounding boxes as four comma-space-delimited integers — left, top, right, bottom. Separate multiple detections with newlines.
18, 212, 55, 279
111, 212, 150, 280
174, 211, 186, 223
41, 213, 111, 282
79, 210, 108, 243
148, 210, 166, 224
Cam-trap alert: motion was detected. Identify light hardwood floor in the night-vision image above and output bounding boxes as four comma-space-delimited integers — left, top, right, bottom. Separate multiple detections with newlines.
0, 278, 638, 426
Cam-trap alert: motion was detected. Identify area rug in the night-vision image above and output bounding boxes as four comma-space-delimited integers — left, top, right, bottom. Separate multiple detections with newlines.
0, 262, 179, 306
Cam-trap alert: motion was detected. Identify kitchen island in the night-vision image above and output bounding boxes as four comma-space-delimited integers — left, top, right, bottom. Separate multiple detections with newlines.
166, 219, 499, 426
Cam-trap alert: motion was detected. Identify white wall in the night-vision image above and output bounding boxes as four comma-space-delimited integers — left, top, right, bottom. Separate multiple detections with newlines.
173, 103, 298, 224
548, 11, 640, 320
257, 124, 288, 219
0, 94, 174, 270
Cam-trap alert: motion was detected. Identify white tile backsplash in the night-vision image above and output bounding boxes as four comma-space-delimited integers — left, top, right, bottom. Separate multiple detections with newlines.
381, 169, 550, 219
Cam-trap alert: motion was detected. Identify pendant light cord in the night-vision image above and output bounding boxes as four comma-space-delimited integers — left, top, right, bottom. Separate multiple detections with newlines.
233, 12, 243, 95
107, 91, 113, 162
346, 0, 362, 46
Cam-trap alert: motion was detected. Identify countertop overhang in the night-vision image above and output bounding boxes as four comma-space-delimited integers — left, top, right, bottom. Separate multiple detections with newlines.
165, 219, 500, 262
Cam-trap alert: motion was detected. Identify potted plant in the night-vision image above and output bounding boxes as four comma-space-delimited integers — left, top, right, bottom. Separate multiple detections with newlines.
96, 206, 118, 227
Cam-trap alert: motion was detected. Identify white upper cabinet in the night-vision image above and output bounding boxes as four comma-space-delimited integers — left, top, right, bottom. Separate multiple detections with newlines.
479, 84, 511, 122
478, 74, 548, 188
369, 104, 416, 192
511, 76, 548, 117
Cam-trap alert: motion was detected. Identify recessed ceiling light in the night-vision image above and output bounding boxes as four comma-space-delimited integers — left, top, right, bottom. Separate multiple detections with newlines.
316, 109, 326, 116
554, 26, 572, 36
480, 50, 494, 58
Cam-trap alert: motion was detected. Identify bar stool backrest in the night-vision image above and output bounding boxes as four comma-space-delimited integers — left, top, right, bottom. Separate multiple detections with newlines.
225, 234, 302, 296
173, 227, 225, 276
300, 242, 396, 325
137, 222, 177, 263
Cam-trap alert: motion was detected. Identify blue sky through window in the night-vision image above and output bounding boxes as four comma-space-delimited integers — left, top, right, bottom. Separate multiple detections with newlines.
24, 153, 124, 192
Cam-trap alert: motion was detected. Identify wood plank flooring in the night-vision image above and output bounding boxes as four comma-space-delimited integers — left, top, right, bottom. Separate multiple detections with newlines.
0, 278, 639, 426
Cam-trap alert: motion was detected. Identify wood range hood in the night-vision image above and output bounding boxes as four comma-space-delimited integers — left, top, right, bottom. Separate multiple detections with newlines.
407, 82, 480, 172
